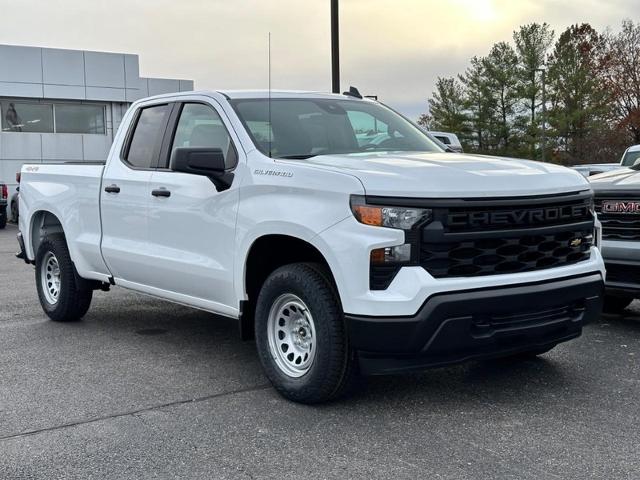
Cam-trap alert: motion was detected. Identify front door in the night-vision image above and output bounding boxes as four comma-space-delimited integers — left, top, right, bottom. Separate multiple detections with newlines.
145, 102, 240, 316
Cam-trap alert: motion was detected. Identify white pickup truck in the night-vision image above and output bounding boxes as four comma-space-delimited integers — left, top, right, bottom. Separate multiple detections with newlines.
18, 90, 605, 403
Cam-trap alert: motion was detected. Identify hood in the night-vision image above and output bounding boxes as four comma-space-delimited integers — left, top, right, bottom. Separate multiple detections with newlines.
280, 152, 590, 198
589, 167, 640, 191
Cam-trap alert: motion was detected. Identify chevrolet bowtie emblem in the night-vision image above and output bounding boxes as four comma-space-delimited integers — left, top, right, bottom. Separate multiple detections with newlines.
570, 238, 583, 247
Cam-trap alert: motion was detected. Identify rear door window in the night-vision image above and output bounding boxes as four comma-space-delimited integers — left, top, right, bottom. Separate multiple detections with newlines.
125, 104, 171, 169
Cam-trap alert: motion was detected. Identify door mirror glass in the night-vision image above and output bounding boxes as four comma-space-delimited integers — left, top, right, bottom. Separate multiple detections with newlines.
171, 147, 226, 175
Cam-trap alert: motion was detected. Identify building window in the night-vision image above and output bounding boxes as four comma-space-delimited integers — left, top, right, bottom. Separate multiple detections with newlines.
0, 100, 106, 134
55, 104, 106, 134
1, 101, 54, 133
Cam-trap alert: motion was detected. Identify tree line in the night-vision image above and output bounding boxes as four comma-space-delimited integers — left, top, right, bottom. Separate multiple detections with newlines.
419, 20, 640, 165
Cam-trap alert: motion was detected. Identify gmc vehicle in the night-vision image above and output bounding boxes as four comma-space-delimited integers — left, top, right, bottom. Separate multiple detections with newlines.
572, 144, 640, 178
18, 91, 605, 403
591, 166, 640, 312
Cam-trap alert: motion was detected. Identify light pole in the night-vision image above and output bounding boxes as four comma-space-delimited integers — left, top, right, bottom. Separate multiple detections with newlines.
536, 67, 547, 162
331, 0, 340, 93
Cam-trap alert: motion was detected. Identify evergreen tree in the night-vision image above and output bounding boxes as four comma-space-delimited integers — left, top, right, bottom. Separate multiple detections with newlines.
459, 57, 494, 152
482, 42, 520, 153
513, 23, 555, 156
427, 77, 468, 135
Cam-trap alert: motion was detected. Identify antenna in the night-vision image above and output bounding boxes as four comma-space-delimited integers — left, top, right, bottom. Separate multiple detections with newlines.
268, 32, 272, 158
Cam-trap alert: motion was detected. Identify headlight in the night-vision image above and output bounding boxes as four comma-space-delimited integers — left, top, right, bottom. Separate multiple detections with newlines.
350, 195, 432, 230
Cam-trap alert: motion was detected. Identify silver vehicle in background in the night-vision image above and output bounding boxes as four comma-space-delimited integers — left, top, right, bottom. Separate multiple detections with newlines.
590, 163, 640, 312
428, 131, 463, 153
573, 144, 640, 177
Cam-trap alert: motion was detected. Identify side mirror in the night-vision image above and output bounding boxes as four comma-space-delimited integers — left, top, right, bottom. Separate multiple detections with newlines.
170, 147, 234, 191
171, 147, 226, 175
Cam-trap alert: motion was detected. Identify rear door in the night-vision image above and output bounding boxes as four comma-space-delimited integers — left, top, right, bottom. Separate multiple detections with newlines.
145, 101, 241, 315
100, 103, 173, 285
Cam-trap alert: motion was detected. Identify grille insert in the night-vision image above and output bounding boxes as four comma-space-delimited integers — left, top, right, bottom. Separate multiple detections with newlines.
421, 230, 591, 278
419, 193, 593, 279
594, 197, 640, 240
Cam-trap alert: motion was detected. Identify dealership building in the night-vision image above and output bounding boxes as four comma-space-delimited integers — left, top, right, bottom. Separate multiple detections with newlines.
0, 44, 194, 197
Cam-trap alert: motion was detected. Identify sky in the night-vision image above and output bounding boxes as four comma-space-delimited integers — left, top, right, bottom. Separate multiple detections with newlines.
0, 0, 637, 119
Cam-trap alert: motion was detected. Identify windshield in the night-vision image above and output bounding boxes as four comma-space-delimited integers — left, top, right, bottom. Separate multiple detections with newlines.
622, 150, 640, 167
231, 98, 443, 159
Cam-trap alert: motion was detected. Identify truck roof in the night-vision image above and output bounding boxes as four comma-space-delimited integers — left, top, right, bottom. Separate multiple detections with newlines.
218, 90, 357, 100
135, 89, 374, 103
627, 144, 640, 152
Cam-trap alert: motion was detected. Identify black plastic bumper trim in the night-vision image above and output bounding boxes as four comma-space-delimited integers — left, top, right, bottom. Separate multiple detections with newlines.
345, 273, 604, 375
603, 260, 640, 295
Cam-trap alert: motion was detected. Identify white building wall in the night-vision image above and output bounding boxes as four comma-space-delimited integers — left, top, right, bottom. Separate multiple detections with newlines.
0, 44, 194, 196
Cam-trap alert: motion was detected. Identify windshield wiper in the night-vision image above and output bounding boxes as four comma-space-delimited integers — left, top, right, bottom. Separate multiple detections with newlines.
276, 154, 317, 159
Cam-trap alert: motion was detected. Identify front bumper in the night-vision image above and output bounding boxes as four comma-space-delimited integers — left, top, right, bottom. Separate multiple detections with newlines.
602, 260, 640, 296
345, 273, 604, 375
600, 239, 640, 296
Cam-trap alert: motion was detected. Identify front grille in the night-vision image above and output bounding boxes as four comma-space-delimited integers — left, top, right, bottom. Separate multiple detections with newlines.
594, 195, 640, 240
419, 192, 594, 279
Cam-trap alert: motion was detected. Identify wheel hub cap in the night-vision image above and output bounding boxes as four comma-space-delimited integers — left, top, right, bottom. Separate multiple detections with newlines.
41, 251, 61, 304
267, 294, 317, 378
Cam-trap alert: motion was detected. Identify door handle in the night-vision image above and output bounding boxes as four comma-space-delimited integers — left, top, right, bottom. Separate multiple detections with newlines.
104, 184, 120, 194
151, 188, 171, 198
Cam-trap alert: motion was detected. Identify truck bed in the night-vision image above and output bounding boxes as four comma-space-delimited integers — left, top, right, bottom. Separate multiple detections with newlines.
19, 163, 110, 281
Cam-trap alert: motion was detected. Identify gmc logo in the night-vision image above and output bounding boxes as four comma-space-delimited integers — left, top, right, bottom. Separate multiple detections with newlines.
601, 201, 640, 214
449, 205, 589, 228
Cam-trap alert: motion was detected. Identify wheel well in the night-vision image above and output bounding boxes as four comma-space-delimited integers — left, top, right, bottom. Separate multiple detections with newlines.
241, 234, 335, 340
30, 210, 64, 257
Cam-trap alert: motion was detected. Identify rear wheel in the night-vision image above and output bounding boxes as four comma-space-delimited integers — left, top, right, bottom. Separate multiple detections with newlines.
35, 234, 93, 322
255, 263, 356, 404
603, 295, 634, 314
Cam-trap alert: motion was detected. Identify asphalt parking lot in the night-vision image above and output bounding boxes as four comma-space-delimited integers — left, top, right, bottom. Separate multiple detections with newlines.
0, 223, 639, 479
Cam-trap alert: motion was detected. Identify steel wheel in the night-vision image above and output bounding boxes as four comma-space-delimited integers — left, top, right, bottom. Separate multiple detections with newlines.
40, 251, 61, 305
267, 293, 317, 378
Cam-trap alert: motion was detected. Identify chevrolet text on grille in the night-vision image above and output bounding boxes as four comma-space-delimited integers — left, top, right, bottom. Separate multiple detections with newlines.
449, 205, 589, 228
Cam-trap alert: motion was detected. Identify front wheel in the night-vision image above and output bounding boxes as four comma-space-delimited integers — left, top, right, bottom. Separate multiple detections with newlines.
255, 263, 356, 404
35, 234, 93, 322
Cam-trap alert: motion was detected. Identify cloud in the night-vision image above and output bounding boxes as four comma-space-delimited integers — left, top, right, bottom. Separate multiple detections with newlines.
0, 0, 635, 119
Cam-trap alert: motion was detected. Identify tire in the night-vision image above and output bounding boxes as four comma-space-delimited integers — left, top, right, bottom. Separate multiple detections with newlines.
255, 262, 356, 404
35, 234, 93, 322
11, 199, 18, 223
602, 295, 634, 314
0, 206, 6, 229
